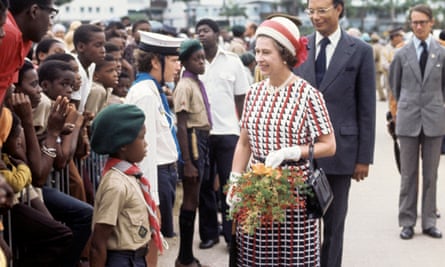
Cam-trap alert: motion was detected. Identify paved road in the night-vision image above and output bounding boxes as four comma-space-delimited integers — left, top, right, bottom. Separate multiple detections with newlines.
159, 100, 445, 267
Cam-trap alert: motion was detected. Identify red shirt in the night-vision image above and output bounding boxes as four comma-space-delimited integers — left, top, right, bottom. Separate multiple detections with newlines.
0, 11, 33, 104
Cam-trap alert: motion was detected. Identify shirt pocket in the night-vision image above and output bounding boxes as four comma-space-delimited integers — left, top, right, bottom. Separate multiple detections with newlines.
125, 211, 149, 244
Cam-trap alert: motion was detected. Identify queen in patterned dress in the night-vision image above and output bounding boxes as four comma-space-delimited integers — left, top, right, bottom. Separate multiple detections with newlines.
227, 15, 336, 266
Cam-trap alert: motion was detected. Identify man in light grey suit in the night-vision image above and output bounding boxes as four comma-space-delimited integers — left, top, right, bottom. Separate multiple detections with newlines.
389, 4, 445, 240
294, 0, 376, 266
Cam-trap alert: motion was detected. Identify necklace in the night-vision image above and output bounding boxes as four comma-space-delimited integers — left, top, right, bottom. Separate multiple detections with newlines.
266, 73, 295, 94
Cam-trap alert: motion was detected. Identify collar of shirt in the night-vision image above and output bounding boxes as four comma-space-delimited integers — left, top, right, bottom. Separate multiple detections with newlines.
412, 34, 432, 60
315, 26, 341, 68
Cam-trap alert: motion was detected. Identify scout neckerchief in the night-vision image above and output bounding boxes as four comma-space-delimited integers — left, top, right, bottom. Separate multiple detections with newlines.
133, 72, 181, 159
102, 157, 163, 253
181, 70, 213, 127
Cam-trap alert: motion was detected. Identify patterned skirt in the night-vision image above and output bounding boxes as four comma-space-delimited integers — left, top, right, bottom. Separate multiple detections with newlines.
235, 207, 320, 267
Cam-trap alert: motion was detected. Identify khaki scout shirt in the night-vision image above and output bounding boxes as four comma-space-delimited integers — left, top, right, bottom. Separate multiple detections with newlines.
173, 77, 211, 130
93, 168, 150, 250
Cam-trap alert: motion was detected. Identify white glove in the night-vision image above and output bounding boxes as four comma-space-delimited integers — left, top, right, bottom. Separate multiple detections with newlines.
265, 146, 302, 169
226, 172, 241, 208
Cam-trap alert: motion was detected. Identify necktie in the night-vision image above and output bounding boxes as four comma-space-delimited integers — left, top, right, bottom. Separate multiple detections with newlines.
419, 41, 428, 78
182, 70, 213, 127
315, 37, 330, 88
103, 158, 164, 253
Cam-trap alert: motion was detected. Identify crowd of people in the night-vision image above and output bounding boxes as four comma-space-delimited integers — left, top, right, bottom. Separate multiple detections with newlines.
0, 0, 444, 266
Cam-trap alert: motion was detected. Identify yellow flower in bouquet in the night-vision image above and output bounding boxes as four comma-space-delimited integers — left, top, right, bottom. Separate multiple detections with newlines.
226, 163, 306, 235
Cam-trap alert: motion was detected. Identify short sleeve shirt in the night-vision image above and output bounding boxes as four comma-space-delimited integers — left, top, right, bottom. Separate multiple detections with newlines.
0, 12, 33, 104
93, 168, 151, 250
173, 77, 211, 130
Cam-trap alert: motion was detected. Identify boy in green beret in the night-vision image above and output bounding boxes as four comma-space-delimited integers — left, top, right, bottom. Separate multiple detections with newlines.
173, 39, 211, 267
89, 104, 164, 267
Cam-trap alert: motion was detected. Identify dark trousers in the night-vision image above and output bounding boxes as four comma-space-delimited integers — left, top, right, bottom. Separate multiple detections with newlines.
106, 248, 147, 267
321, 174, 351, 267
157, 162, 178, 237
199, 134, 238, 244
42, 187, 93, 267
178, 129, 210, 264
6, 203, 73, 267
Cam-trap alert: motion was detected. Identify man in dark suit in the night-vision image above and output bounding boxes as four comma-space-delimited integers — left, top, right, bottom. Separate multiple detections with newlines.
389, 4, 445, 240
294, 0, 376, 266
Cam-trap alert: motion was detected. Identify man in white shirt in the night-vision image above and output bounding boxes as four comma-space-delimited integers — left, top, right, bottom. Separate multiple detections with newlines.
196, 18, 250, 249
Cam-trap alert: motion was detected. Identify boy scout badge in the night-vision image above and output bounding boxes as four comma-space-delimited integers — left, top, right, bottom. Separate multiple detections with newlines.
139, 226, 148, 238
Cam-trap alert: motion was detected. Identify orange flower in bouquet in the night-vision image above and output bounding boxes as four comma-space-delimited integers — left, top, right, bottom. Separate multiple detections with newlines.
226, 163, 306, 235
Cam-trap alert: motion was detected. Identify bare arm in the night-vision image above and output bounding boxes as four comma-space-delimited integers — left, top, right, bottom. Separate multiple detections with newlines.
90, 223, 114, 267
176, 111, 198, 181
231, 128, 251, 173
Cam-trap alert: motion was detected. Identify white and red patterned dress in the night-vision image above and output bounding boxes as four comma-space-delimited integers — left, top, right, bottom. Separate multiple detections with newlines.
236, 77, 333, 267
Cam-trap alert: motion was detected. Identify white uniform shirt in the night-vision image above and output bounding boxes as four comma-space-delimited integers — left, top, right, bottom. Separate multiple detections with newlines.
71, 54, 95, 113
125, 79, 178, 205
200, 48, 249, 135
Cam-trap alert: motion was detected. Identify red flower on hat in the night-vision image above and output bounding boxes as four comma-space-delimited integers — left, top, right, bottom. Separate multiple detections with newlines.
295, 36, 308, 67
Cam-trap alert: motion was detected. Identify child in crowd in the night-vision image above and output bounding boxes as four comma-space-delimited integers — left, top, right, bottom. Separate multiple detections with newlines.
173, 39, 211, 267
44, 53, 83, 100
84, 54, 118, 116
34, 38, 66, 65
0, 109, 73, 267
90, 104, 163, 266
105, 34, 134, 83
37, 59, 93, 267
105, 42, 123, 75
72, 24, 106, 112
107, 72, 130, 106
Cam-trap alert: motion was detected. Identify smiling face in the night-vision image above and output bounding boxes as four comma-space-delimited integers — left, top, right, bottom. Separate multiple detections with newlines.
307, 0, 342, 37
255, 36, 286, 77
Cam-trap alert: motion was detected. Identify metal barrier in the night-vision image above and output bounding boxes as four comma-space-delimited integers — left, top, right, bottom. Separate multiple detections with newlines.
4, 151, 107, 266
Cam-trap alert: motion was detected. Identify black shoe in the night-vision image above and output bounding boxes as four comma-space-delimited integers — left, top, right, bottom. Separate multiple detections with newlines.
199, 238, 219, 249
422, 227, 442, 238
400, 226, 414, 240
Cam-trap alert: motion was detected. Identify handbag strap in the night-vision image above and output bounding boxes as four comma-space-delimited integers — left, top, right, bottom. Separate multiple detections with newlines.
308, 140, 315, 174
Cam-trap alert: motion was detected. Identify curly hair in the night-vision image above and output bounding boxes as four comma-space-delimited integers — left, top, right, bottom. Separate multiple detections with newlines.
134, 49, 159, 73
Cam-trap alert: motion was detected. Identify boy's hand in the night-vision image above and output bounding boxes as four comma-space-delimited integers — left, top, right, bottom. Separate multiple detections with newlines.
47, 96, 69, 137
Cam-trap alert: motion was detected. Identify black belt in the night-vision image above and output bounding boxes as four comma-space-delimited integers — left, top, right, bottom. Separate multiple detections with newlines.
108, 244, 148, 257
158, 162, 177, 169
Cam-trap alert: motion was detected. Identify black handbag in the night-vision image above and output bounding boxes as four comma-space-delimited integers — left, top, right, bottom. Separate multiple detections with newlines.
305, 142, 334, 219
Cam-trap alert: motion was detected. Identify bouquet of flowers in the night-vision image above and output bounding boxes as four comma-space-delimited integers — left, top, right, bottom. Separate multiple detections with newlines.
227, 163, 307, 235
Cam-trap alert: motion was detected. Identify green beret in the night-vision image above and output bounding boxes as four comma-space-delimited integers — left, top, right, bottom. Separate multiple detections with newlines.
179, 39, 203, 62
90, 104, 145, 155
